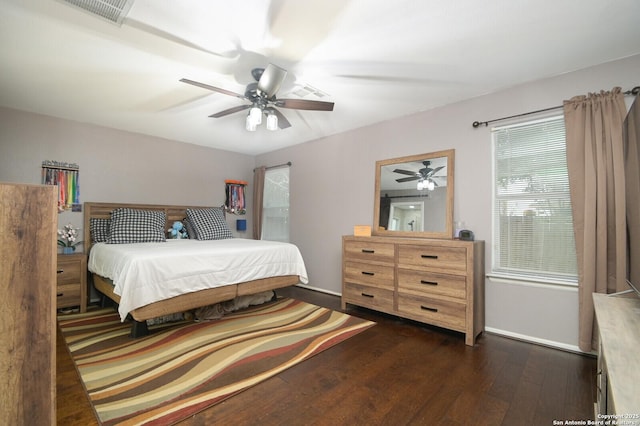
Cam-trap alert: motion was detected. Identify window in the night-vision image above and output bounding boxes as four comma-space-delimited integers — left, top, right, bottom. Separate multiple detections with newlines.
261, 167, 290, 242
492, 116, 577, 284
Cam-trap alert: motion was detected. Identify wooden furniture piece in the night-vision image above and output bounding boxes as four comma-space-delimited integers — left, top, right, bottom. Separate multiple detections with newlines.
0, 183, 57, 425
593, 293, 640, 418
56, 252, 87, 312
373, 149, 455, 239
84, 202, 301, 335
342, 235, 484, 346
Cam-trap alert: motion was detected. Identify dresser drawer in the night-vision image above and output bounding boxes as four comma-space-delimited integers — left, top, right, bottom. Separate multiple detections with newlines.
56, 260, 82, 285
343, 282, 394, 311
341, 236, 484, 346
344, 240, 395, 263
56, 283, 81, 308
344, 261, 394, 289
397, 293, 466, 332
397, 269, 466, 299
397, 244, 467, 274
56, 253, 87, 312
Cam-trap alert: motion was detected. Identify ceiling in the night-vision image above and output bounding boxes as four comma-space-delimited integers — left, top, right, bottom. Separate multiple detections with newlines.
1, 0, 639, 155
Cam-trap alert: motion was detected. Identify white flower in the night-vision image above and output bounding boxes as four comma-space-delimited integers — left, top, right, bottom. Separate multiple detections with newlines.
58, 223, 82, 248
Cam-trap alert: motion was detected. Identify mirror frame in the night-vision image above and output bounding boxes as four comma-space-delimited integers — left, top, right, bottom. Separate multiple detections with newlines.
373, 149, 455, 239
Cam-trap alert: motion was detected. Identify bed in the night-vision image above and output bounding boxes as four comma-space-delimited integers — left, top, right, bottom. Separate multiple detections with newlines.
83, 202, 307, 336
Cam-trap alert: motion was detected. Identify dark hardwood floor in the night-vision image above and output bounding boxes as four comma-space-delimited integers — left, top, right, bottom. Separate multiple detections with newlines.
57, 286, 597, 425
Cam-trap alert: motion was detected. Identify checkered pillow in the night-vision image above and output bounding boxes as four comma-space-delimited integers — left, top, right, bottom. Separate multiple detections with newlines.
185, 207, 233, 240
106, 208, 166, 244
183, 217, 196, 239
89, 218, 110, 243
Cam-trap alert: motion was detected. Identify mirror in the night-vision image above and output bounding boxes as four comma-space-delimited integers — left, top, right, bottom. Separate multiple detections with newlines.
373, 149, 454, 239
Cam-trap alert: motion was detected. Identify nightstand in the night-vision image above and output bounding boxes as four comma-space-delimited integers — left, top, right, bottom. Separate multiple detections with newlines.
56, 252, 87, 313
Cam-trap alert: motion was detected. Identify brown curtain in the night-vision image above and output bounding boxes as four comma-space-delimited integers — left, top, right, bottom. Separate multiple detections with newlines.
626, 96, 640, 289
252, 166, 266, 240
563, 87, 627, 352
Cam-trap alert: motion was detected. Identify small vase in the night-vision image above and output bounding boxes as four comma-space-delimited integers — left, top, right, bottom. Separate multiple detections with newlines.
62, 246, 74, 255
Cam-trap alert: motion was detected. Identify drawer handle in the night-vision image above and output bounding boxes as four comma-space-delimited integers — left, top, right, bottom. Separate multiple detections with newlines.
362, 249, 375, 254
420, 280, 438, 286
361, 293, 374, 298
57, 269, 64, 274
361, 271, 375, 276
57, 292, 64, 297
421, 306, 438, 312
421, 254, 438, 259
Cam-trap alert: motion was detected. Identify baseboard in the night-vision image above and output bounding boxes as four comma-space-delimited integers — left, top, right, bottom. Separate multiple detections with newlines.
484, 326, 594, 355
294, 283, 342, 297
293, 286, 592, 355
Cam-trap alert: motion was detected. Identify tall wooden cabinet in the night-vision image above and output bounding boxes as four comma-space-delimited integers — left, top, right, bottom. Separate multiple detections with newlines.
342, 235, 485, 346
0, 183, 57, 424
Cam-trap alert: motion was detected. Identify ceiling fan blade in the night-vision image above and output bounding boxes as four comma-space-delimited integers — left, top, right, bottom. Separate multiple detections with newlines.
267, 1, 347, 62
179, 78, 247, 100
257, 63, 287, 98
275, 99, 334, 111
272, 108, 292, 129
126, 18, 234, 59
396, 176, 420, 183
310, 60, 459, 86
393, 169, 419, 176
209, 104, 251, 118
425, 166, 445, 177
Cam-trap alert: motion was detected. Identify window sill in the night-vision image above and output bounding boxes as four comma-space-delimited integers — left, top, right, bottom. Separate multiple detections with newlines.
487, 273, 578, 288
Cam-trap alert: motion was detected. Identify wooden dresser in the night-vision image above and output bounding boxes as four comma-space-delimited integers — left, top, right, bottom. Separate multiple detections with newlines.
0, 183, 57, 424
56, 252, 88, 312
342, 235, 485, 346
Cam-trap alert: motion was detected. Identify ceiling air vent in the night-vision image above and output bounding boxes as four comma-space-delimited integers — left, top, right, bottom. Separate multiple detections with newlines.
60, 0, 134, 26
292, 84, 329, 99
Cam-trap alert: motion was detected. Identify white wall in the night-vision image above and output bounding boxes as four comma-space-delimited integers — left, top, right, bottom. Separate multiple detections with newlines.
257, 54, 640, 351
0, 108, 255, 240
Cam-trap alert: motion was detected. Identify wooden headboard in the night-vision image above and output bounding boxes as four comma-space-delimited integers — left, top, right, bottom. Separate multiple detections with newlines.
83, 202, 212, 253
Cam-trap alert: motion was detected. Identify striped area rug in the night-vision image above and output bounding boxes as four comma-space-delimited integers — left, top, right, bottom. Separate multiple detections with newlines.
58, 298, 374, 425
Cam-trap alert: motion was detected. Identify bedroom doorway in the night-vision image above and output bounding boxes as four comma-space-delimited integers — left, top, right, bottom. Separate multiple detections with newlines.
261, 166, 290, 242
387, 201, 424, 231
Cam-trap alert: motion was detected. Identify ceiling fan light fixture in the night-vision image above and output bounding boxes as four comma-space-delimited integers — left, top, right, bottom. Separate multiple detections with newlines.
245, 115, 257, 132
249, 106, 262, 126
417, 179, 435, 191
180, 63, 334, 132
266, 113, 278, 131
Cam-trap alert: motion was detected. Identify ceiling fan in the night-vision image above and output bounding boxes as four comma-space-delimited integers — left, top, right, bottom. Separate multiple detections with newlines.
393, 161, 445, 190
180, 63, 334, 130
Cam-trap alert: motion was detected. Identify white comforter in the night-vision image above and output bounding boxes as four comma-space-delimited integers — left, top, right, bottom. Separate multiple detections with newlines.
88, 238, 309, 321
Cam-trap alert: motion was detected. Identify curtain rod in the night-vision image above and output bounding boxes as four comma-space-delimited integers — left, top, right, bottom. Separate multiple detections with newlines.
253, 161, 292, 172
471, 86, 640, 128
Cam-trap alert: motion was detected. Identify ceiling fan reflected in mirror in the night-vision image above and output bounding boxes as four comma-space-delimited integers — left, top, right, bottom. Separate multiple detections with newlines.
393, 161, 446, 190
180, 63, 334, 131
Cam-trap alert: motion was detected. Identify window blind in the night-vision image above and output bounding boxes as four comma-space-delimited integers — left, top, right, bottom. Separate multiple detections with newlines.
492, 116, 577, 283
